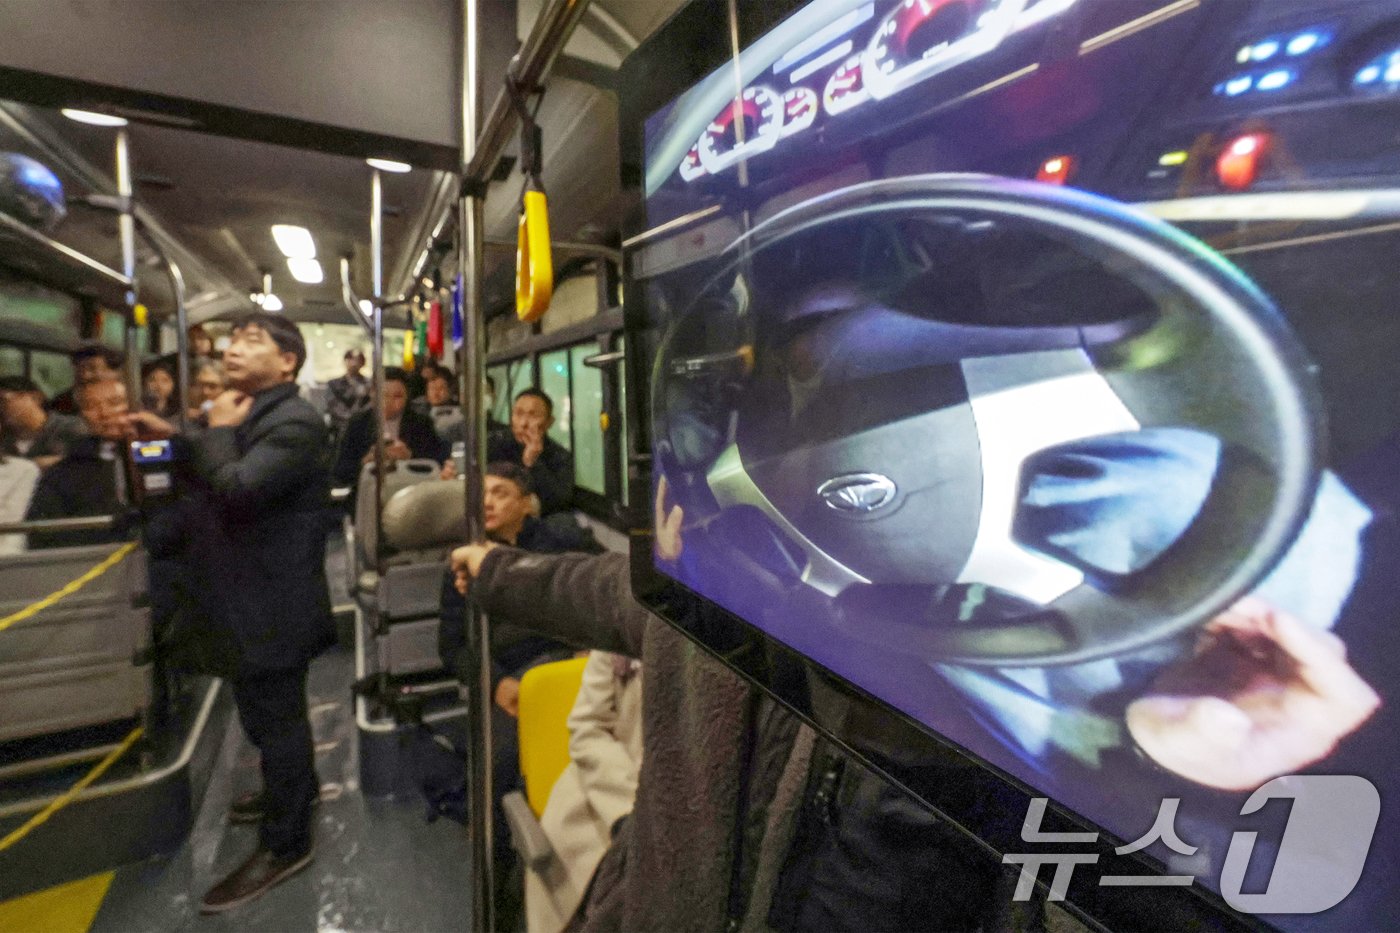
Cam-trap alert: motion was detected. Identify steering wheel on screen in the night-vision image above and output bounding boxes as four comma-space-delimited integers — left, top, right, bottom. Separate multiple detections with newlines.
653, 174, 1324, 667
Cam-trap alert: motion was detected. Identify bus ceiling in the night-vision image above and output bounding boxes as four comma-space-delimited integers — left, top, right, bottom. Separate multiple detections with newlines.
0, 2, 681, 328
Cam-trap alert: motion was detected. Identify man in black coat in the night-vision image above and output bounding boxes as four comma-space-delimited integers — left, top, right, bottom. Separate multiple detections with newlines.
163, 312, 334, 913
487, 387, 574, 516
24, 376, 134, 549
332, 366, 447, 491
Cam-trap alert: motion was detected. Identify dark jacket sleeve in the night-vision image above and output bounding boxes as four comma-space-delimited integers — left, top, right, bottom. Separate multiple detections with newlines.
529, 441, 574, 515
473, 549, 648, 659
332, 412, 371, 487
191, 414, 323, 512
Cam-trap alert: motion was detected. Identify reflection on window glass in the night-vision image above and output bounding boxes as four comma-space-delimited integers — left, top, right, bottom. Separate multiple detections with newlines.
0, 346, 23, 379
30, 351, 72, 398
538, 349, 571, 450
571, 341, 605, 494
507, 359, 533, 423
487, 364, 508, 423
618, 334, 628, 506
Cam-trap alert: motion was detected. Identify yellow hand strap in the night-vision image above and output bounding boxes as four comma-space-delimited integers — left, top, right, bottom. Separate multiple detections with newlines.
516, 188, 553, 323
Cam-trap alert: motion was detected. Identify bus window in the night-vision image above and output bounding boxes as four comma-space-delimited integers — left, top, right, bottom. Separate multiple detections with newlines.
539, 348, 571, 451
29, 350, 72, 398
569, 341, 605, 495
0, 345, 22, 378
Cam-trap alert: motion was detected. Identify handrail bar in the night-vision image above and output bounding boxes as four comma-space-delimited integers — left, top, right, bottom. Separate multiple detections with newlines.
0, 516, 119, 535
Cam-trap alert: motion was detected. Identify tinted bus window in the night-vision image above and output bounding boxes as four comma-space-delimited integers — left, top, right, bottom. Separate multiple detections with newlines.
29, 351, 71, 398
570, 341, 606, 494
538, 348, 571, 451
0, 346, 22, 379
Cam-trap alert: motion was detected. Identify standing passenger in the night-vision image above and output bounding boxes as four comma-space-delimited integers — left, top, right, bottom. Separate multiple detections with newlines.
326, 348, 369, 440
174, 312, 334, 913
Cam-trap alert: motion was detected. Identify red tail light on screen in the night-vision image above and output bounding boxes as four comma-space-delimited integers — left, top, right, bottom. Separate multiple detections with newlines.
1035, 155, 1075, 185
1217, 133, 1270, 190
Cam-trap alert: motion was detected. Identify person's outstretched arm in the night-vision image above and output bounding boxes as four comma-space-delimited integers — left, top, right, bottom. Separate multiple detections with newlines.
457, 546, 646, 659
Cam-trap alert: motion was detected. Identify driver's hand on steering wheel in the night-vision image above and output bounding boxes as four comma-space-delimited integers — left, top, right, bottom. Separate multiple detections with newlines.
655, 476, 684, 562
1126, 596, 1379, 791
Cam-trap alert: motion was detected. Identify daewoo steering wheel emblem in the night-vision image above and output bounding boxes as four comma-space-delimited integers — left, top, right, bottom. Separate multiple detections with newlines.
817, 473, 897, 513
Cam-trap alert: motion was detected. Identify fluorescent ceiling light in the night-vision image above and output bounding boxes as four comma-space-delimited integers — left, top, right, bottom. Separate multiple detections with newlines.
287, 257, 324, 284
358, 299, 373, 316
366, 157, 412, 174
262, 294, 284, 312
61, 108, 128, 127
270, 224, 316, 260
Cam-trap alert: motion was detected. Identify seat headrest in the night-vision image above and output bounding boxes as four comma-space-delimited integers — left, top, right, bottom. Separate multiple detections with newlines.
381, 479, 468, 552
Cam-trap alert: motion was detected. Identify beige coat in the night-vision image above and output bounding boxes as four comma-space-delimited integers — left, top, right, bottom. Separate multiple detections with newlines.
526, 651, 643, 933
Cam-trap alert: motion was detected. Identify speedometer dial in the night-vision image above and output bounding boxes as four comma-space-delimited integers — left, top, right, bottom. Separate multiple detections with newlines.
696, 86, 783, 175
824, 55, 871, 115
781, 87, 819, 137
864, 0, 1021, 100
678, 145, 707, 183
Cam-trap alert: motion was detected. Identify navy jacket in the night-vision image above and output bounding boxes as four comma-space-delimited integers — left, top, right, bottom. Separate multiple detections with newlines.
24, 435, 130, 549
178, 382, 335, 673
333, 407, 447, 488
487, 427, 574, 515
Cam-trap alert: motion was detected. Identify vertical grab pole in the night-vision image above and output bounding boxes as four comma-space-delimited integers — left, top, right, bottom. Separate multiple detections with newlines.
458, 0, 493, 928
115, 129, 140, 402
167, 258, 190, 433
370, 168, 387, 575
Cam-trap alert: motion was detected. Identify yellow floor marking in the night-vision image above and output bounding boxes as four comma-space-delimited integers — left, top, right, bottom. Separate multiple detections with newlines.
0, 871, 113, 933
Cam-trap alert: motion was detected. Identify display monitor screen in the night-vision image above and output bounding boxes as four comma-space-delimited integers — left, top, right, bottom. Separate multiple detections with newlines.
627, 0, 1400, 928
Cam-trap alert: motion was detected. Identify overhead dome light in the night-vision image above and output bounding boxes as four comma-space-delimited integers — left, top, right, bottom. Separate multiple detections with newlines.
366, 157, 412, 174
270, 224, 316, 260
250, 291, 284, 312
287, 257, 324, 284
61, 108, 128, 127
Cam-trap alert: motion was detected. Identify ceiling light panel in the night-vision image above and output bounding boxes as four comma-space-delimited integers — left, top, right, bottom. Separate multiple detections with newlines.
61, 108, 128, 127
287, 257, 324, 284
270, 224, 316, 259
366, 157, 412, 173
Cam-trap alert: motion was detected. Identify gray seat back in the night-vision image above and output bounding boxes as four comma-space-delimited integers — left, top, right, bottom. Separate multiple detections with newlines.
0, 542, 151, 742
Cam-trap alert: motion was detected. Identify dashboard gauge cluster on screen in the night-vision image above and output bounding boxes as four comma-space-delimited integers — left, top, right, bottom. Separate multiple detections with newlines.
625, 1, 1400, 930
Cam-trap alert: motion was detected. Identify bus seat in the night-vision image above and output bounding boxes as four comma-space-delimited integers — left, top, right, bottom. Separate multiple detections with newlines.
0, 542, 151, 743
503, 656, 588, 869
519, 656, 589, 816
381, 478, 468, 554
352, 458, 442, 572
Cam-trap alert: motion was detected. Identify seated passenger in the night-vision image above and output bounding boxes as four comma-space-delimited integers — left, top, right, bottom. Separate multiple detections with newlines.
0, 375, 86, 468
424, 369, 466, 446
0, 420, 39, 555
332, 365, 447, 488
439, 461, 601, 929
25, 376, 139, 549
142, 359, 180, 420
188, 358, 227, 424
49, 342, 124, 416
488, 388, 574, 516
526, 650, 643, 933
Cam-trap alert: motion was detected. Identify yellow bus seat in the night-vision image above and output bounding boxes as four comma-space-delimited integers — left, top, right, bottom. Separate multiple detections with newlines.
517, 656, 588, 818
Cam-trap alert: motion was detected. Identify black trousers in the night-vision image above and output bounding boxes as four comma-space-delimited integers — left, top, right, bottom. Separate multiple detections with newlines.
231, 665, 317, 857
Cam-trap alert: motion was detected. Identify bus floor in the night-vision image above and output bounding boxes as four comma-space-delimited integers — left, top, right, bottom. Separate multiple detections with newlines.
30, 644, 473, 933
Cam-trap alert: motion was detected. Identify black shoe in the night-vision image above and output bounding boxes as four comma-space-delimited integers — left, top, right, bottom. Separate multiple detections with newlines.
199, 846, 313, 914
228, 791, 320, 825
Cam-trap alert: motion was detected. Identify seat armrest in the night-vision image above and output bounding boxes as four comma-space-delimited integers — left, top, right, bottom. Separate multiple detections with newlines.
502, 790, 553, 868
